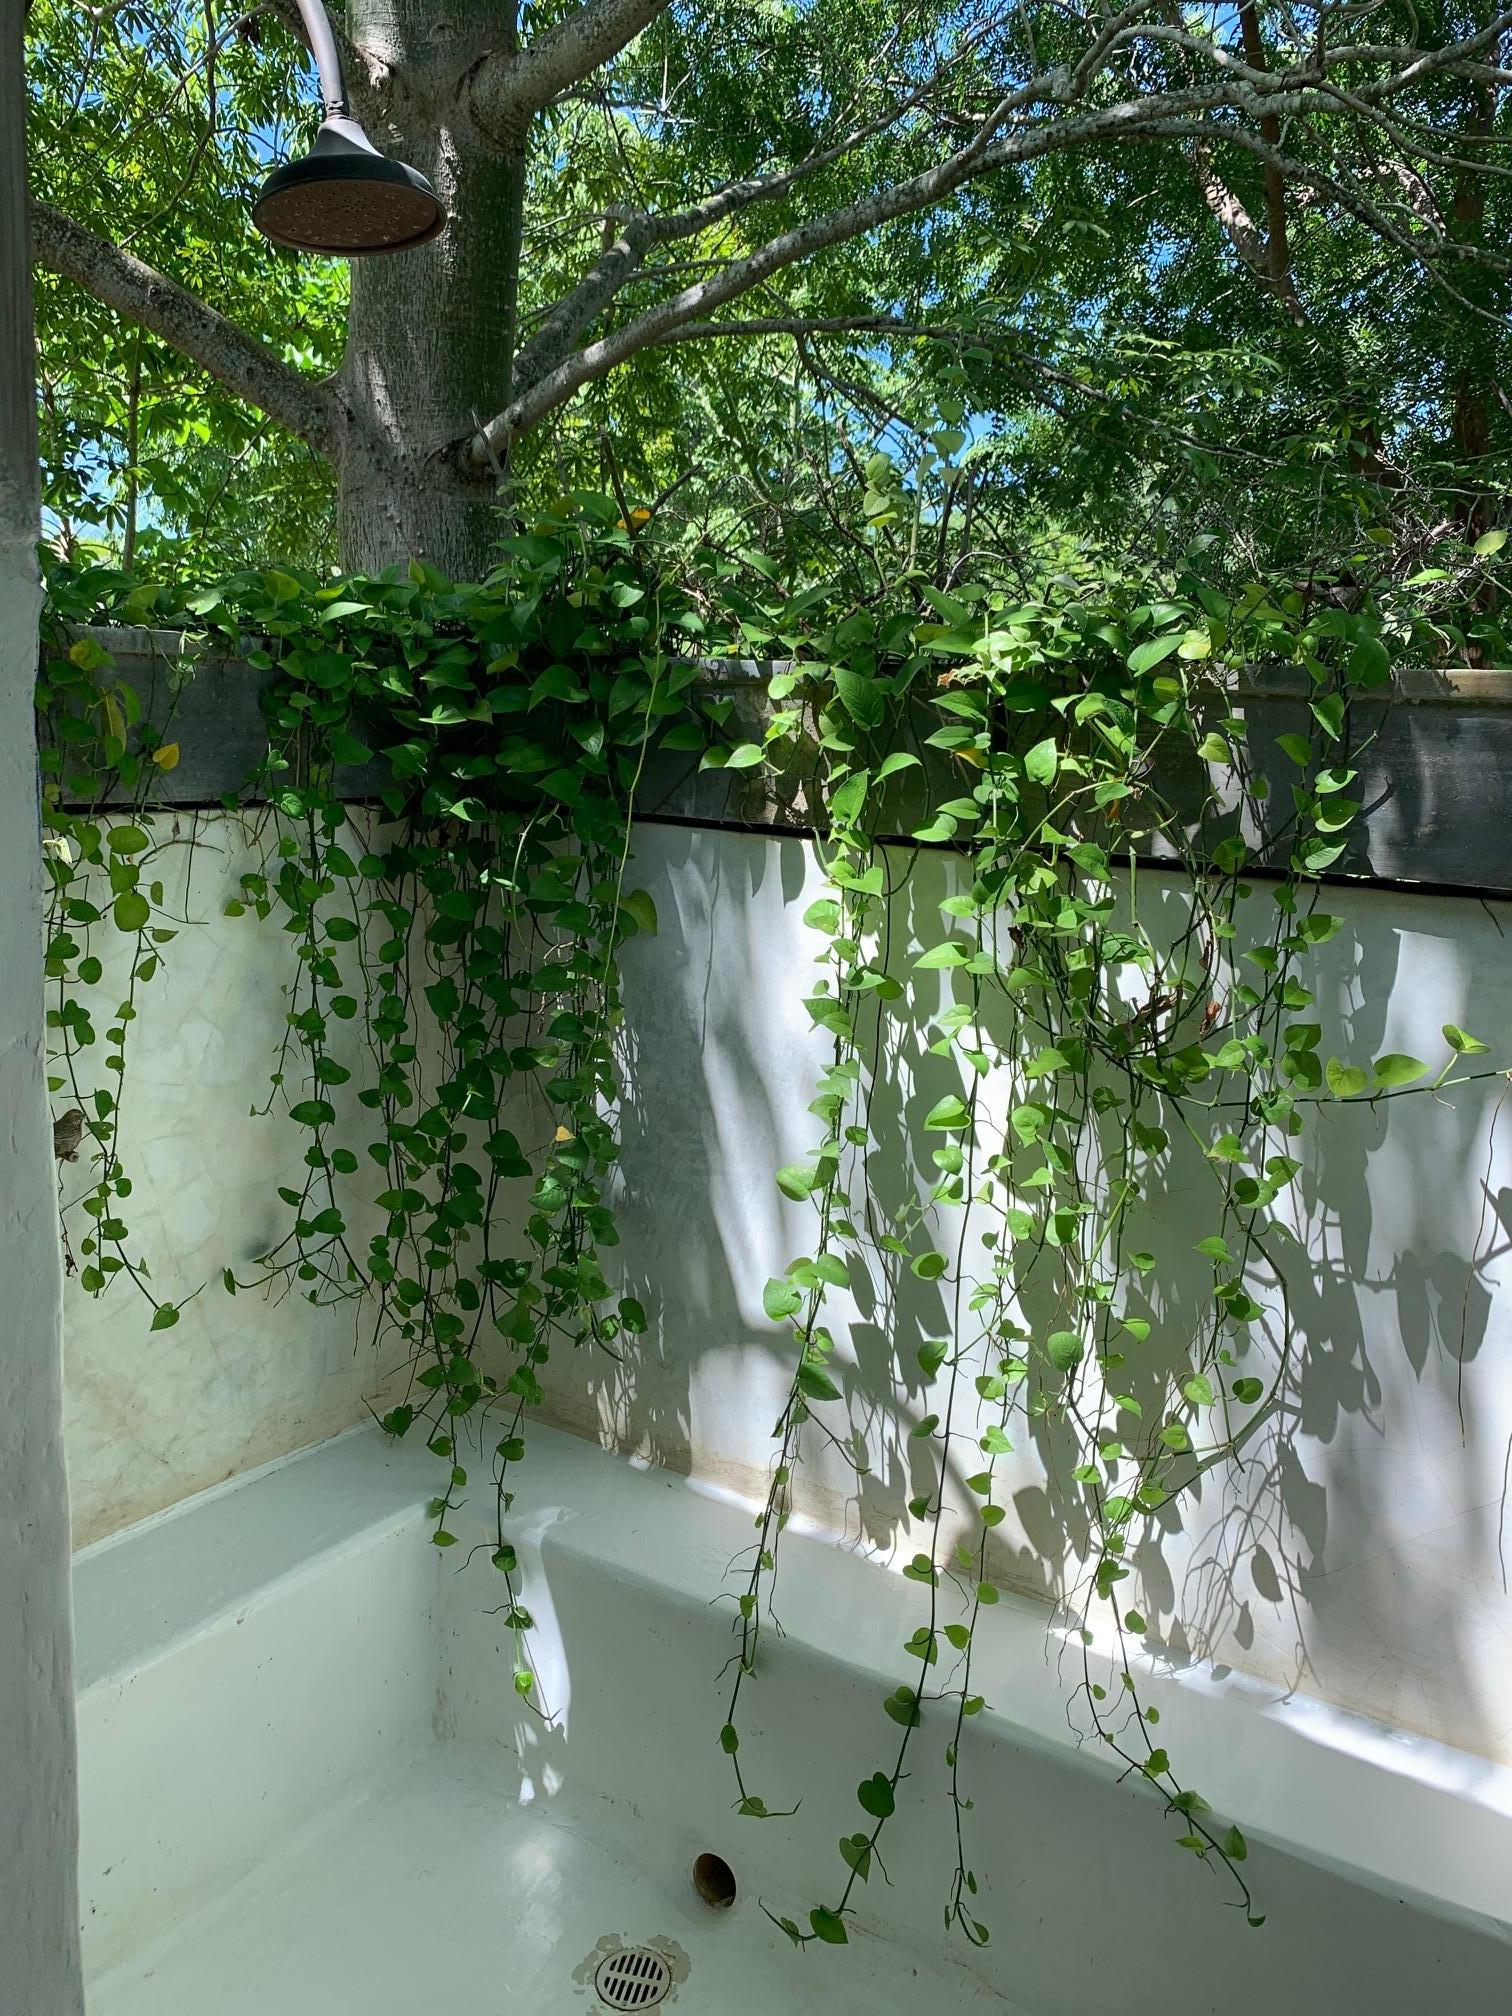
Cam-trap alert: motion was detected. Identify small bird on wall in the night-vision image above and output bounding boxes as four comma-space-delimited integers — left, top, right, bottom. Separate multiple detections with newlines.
52, 1107, 85, 1162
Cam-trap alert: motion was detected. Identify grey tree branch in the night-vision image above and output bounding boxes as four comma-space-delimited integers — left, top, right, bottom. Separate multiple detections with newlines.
1233, 0, 1301, 317
620, 312, 1315, 465
472, 0, 671, 137
1191, 138, 1273, 280
1138, 117, 1512, 295
1154, 0, 1302, 319
29, 200, 341, 457
476, 124, 1114, 455
473, 7, 1512, 461
469, 74, 1364, 460
504, 9, 1044, 388
505, 59, 1067, 399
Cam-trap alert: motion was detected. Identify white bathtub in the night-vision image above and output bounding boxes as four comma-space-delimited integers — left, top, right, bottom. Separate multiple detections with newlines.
74, 1424, 1512, 2013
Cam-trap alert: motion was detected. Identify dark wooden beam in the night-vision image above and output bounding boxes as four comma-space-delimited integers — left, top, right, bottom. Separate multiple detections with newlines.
45, 627, 1512, 897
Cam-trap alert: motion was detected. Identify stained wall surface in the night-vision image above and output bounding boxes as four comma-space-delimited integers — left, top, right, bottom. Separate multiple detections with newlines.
60, 815, 404, 1546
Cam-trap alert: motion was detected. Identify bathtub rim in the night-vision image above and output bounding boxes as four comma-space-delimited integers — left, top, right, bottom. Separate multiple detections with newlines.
72, 1420, 1512, 1944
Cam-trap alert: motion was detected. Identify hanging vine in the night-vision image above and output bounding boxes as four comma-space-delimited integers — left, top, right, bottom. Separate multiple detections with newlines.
706, 535, 1503, 1946
35, 496, 1507, 1950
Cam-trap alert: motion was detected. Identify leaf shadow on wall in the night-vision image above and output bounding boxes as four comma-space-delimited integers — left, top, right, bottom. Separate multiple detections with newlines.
567, 820, 1512, 1766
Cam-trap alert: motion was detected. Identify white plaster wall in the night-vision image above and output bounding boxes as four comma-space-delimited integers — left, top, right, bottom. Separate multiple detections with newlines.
59, 802, 1512, 1766
1, 22, 85, 2001
537, 821, 1512, 1765
61, 813, 402, 1546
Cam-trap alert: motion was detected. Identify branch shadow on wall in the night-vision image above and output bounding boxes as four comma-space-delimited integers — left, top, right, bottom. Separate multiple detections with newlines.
538, 820, 1512, 1768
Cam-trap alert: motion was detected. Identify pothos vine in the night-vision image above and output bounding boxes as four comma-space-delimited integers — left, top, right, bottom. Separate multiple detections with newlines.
35, 500, 1506, 1953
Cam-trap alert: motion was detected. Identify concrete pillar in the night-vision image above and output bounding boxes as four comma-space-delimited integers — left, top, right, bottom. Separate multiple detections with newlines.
0, 0, 86, 2005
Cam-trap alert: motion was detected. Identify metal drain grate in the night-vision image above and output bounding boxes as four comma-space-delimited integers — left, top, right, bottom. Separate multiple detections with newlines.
594, 1946, 674, 2010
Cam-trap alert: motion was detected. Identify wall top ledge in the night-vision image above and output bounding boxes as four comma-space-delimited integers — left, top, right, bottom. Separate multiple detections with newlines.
41, 625, 1512, 899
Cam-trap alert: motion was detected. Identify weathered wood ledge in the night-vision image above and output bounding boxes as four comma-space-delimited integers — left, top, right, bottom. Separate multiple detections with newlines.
40, 625, 1512, 898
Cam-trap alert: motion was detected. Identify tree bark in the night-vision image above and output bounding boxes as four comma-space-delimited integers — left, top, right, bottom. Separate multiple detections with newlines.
1234, 0, 1300, 319
30, 199, 339, 454
336, 0, 528, 576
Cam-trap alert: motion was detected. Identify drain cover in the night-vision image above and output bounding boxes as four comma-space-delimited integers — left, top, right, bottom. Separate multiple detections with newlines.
594, 1946, 673, 2010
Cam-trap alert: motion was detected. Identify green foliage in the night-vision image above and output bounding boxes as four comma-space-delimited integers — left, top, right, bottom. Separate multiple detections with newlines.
37, 586, 195, 1323
697, 538, 1505, 1946
27, 1, 1511, 615
37, 505, 714, 1688
36, 510, 1505, 1952
27, 0, 342, 567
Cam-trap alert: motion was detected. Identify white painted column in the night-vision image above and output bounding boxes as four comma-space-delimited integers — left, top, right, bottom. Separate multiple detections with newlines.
1, 3, 86, 2006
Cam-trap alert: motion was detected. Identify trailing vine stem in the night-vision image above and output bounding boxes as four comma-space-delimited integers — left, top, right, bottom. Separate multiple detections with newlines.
713, 539, 1501, 1949
36, 506, 1505, 1960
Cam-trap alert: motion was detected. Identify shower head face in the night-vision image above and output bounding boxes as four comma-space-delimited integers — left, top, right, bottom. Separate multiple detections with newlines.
252, 119, 446, 257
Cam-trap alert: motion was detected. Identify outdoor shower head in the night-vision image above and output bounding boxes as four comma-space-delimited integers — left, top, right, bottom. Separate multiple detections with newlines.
252, 116, 446, 257
250, 0, 446, 257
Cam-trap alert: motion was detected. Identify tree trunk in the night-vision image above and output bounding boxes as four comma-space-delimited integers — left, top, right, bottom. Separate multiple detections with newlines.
338, 0, 527, 577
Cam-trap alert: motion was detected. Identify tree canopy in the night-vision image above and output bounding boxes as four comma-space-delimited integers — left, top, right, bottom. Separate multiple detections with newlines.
22, 0, 1512, 611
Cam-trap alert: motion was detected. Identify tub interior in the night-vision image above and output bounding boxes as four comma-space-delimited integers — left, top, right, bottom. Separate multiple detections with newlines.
74, 1425, 1512, 2014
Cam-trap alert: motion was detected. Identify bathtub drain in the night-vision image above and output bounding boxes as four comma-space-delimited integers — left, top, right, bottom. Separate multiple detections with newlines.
593, 1947, 673, 2010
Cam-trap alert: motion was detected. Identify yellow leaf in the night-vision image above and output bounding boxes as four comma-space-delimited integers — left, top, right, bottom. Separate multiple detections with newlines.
152, 742, 181, 771
102, 694, 124, 741
553, 1125, 574, 1142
